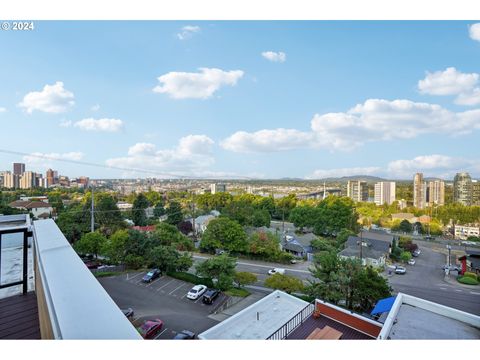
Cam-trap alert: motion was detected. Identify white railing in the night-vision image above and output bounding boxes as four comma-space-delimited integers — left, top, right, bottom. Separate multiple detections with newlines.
33, 219, 142, 339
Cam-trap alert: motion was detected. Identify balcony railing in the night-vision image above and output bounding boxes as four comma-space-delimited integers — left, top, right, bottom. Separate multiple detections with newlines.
266, 300, 315, 340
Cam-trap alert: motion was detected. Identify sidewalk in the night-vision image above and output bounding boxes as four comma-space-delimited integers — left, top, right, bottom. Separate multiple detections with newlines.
443, 274, 480, 289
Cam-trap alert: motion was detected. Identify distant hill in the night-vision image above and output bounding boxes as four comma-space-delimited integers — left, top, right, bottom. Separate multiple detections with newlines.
315, 175, 388, 183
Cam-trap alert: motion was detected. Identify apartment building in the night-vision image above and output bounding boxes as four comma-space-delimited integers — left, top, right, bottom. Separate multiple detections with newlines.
374, 181, 396, 205
347, 180, 368, 202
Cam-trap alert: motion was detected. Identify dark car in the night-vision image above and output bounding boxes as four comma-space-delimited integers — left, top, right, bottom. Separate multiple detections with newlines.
137, 319, 164, 339
142, 269, 161, 283
173, 330, 196, 340
121, 307, 134, 319
202, 289, 220, 304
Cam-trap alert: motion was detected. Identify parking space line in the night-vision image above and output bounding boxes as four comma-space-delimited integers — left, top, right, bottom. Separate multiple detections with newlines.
156, 279, 175, 291
146, 276, 164, 288
154, 328, 169, 339
127, 272, 142, 281
169, 283, 186, 295
439, 287, 447, 290
471, 291, 480, 295
194, 295, 203, 303
455, 289, 463, 292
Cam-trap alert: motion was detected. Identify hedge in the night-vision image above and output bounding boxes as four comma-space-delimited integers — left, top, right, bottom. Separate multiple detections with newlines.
463, 272, 477, 279
167, 271, 214, 288
457, 276, 479, 285
225, 288, 251, 297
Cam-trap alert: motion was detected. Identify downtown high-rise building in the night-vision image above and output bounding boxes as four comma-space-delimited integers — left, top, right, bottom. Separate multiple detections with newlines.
473, 180, 480, 206
347, 180, 368, 202
3, 172, 20, 189
454, 172, 473, 206
46, 168, 55, 187
210, 183, 226, 194
20, 171, 36, 189
413, 173, 426, 209
13, 162, 25, 175
426, 180, 445, 206
374, 181, 396, 206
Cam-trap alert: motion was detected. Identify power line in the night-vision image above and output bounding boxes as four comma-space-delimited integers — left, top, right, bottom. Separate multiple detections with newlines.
0, 148, 255, 180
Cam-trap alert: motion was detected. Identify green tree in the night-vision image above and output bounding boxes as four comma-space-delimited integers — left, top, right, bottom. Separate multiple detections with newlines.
132, 193, 149, 226
153, 200, 166, 218
399, 219, 413, 233
74, 231, 107, 259
265, 273, 304, 294
400, 251, 412, 263
166, 201, 183, 226
148, 245, 180, 274
104, 229, 129, 264
311, 237, 336, 252
252, 209, 271, 227
289, 205, 316, 230
176, 253, 194, 272
200, 217, 248, 253
313, 196, 358, 236
195, 254, 237, 290
234, 272, 257, 288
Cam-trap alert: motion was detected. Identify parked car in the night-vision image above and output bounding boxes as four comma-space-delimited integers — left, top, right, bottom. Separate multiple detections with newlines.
202, 289, 220, 304
187, 285, 207, 300
84, 261, 100, 269
412, 249, 421, 257
442, 265, 460, 271
137, 319, 163, 339
290, 259, 298, 264
97, 264, 116, 270
395, 266, 407, 274
173, 330, 196, 340
408, 259, 415, 265
121, 307, 134, 319
142, 269, 161, 283
268, 268, 285, 275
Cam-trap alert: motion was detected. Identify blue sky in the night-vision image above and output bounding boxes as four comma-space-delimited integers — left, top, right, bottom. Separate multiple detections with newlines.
1, 21, 479, 180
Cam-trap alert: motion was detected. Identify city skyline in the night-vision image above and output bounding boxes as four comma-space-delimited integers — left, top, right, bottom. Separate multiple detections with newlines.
1, 21, 480, 180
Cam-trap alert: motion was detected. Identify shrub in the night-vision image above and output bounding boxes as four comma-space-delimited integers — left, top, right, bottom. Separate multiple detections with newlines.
293, 294, 315, 302
457, 276, 479, 285
225, 288, 251, 297
167, 271, 214, 288
94, 271, 123, 278
463, 272, 477, 279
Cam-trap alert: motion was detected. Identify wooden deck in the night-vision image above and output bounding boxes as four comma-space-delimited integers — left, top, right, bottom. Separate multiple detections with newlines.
0, 292, 41, 339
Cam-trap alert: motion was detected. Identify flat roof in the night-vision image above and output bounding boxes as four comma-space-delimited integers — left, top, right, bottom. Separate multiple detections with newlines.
0, 214, 31, 231
198, 290, 309, 340
389, 304, 480, 339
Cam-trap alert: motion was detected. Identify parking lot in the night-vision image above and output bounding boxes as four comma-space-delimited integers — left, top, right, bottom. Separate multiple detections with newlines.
98, 271, 228, 339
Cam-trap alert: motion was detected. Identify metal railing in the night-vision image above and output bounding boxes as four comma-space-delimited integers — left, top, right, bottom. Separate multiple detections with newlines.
266, 300, 315, 340
0, 215, 32, 295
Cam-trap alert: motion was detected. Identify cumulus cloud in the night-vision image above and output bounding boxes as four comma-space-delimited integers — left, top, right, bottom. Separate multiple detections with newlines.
177, 25, 200, 40
306, 167, 381, 179
22, 151, 84, 169
73, 118, 124, 132
469, 23, 480, 42
418, 67, 480, 106
261, 51, 286, 63
18, 81, 75, 114
0, 107, 6, 112
222, 98, 480, 153
106, 135, 215, 175
153, 68, 244, 99
387, 154, 477, 179
221, 128, 314, 153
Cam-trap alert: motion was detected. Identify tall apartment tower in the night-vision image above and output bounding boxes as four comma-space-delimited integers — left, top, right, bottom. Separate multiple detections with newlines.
426, 180, 445, 206
413, 173, 426, 209
347, 180, 368, 202
453, 172, 473, 206
46, 169, 55, 187
473, 180, 480, 206
210, 183, 226, 195
3, 172, 20, 189
13, 163, 25, 175
374, 181, 396, 205
20, 171, 36, 189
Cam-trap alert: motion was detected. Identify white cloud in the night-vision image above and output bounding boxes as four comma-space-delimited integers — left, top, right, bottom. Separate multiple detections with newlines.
177, 25, 200, 40
23, 151, 84, 169
106, 135, 215, 175
0, 107, 6, 112
418, 67, 478, 96
18, 81, 74, 114
418, 67, 480, 106
73, 118, 124, 132
261, 51, 286, 63
469, 23, 480, 42
306, 167, 381, 179
220, 128, 313, 153
387, 155, 477, 179
222, 98, 480, 153
153, 68, 244, 99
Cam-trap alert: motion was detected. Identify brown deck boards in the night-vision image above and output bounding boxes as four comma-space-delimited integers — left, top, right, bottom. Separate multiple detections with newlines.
0, 292, 41, 339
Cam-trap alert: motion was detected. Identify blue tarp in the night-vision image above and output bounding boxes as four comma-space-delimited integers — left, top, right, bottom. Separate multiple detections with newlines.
370, 296, 396, 315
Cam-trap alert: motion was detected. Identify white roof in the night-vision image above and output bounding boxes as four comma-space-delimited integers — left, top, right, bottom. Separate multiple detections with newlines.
198, 290, 308, 340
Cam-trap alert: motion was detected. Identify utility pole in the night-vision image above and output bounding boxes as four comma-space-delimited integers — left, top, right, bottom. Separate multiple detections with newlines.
191, 192, 196, 241
359, 229, 363, 265
90, 186, 95, 233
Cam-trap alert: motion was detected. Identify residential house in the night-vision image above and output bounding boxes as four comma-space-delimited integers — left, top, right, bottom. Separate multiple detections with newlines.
188, 210, 220, 235
338, 234, 392, 267
9, 200, 53, 219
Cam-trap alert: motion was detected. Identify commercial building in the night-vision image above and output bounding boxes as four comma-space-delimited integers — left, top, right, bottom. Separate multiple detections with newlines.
426, 179, 445, 206
413, 173, 426, 209
347, 180, 368, 202
454, 224, 480, 240
3, 172, 20, 189
46, 169, 55, 187
473, 180, 480, 206
19, 171, 36, 189
454, 172, 473, 206
13, 163, 25, 175
374, 181, 396, 206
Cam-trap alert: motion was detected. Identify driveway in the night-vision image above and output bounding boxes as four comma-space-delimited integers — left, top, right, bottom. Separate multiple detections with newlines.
386, 245, 480, 315
98, 272, 225, 339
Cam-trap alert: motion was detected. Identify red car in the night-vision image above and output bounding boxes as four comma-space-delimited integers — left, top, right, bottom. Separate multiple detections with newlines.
138, 319, 164, 339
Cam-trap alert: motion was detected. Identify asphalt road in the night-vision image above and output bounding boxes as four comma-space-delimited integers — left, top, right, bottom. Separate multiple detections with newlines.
98, 272, 221, 339
386, 245, 480, 315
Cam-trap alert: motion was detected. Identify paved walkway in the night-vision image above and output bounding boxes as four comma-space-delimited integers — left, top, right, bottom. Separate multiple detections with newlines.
208, 291, 266, 322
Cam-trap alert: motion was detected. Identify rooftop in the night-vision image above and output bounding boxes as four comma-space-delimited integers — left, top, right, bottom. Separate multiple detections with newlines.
198, 290, 309, 339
